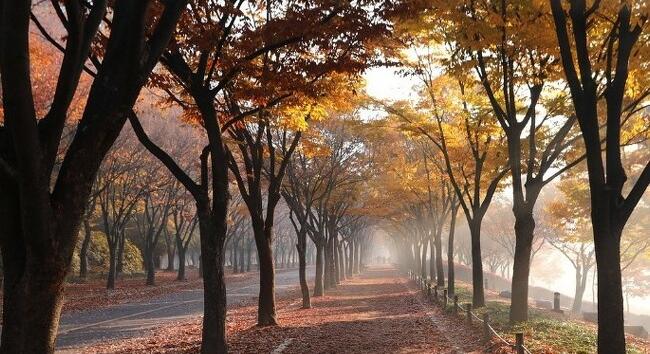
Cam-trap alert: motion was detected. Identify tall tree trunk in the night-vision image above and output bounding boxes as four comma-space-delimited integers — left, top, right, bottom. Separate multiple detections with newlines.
145, 244, 156, 286
333, 237, 340, 285
297, 234, 311, 308
176, 237, 187, 281
166, 239, 175, 271
421, 239, 428, 280
330, 237, 337, 287
429, 238, 435, 282
594, 223, 625, 353
107, 242, 117, 289
256, 225, 277, 326
232, 238, 239, 274
239, 241, 246, 273
414, 242, 421, 276
349, 241, 356, 275
469, 220, 485, 307
116, 231, 125, 275
79, 219, 92, 279
447, 206, 458, 296
0, 237, 66, 354
314, 243, 325, 296
337, 241, 345, 282
198, 202, 228, 354
572, 264, 588, 313
354, 241, 361, 274
509, 210, 535, 322
247, 240, 253, 272
324, 237, 332, 289
0, 186, 27, 353
346, 243, 353, 277
434, 229, 445, 287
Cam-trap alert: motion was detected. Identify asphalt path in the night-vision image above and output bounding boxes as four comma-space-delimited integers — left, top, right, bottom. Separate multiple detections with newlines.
56, 267, 314, 351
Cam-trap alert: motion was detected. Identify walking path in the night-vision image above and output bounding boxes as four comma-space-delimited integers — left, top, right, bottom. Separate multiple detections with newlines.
73, 265, 485, 353
56, 267, 314, 352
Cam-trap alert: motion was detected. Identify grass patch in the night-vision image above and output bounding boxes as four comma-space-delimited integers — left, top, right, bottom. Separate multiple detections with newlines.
436, 281, 645, 354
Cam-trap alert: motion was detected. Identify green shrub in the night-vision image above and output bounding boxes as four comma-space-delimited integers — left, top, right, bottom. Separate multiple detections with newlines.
71, 231, 143, 275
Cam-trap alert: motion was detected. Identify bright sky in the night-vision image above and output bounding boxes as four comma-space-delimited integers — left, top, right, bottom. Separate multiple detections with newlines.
364, 67, 417, 102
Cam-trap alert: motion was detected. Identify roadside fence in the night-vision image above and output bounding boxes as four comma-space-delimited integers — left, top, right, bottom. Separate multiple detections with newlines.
407, 270, 532, 354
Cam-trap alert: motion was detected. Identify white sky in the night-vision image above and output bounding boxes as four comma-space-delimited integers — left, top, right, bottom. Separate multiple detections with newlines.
364, 67, 417, 102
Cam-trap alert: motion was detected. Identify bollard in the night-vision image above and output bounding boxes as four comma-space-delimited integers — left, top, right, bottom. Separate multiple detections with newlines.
443, 289, 448, 308
453, 295, 459, 314
482, 313, 491, 341
554, 292, 561, 311
515, 333, 525, 354
466, 303, 472, 324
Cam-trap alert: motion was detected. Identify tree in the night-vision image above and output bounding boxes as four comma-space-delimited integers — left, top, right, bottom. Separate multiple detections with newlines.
388, 75, 509, 307
225, 103, 306, 325
219, 7, 388, 323
550, 1, 650, 351
410, 0, 587, 321
0, 2, 187, 351
127, 0, 390, 348
283, 144, 331, 306
483, 201, 546, 278
284, 114, 373, 297
96, 140, 147, 289
546, 177, 595, 313
134, 178, 174, 286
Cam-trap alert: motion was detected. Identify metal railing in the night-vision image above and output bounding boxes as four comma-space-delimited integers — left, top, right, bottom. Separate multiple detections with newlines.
407, 270, 532, 354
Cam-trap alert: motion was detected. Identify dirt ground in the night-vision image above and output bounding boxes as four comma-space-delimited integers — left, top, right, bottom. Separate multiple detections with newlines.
77, 266, 487, 353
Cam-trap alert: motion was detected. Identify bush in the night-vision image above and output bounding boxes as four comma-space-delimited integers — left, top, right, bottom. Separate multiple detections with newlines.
72, 231, 143, 275
121, 238, 144, 274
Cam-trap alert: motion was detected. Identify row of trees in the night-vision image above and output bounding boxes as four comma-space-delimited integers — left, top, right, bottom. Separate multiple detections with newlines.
382, 1, 650, 353
0, 1, 394, 353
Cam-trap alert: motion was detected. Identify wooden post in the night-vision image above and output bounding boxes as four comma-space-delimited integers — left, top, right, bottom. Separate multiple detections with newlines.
427, 283, 431, 298
466, 303, 472, 324
482, 313, 490, 341
453, 295, 459, 314
433, 286, 438, 302
554, 292, 561, 311
515, 333, 525, 354
443, 289, 448, 308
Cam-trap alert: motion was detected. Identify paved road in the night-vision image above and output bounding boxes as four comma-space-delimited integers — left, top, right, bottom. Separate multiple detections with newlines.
56, 267, 314, 351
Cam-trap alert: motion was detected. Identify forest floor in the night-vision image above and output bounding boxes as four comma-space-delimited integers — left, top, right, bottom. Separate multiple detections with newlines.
73, 265, 488, 353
